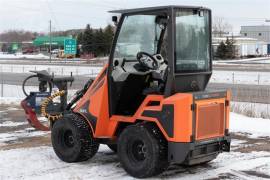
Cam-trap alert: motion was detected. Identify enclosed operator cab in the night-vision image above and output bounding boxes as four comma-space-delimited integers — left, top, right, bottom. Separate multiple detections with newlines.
52, 6, 231, 178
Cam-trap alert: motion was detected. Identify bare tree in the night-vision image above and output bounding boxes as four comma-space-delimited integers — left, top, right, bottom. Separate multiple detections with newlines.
212, 17, 232, 37
0, 30, 40, 42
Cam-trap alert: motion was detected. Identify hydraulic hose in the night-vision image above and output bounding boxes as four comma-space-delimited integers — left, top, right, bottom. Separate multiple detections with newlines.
22, 75, 52, 97
40, 90, 65, 121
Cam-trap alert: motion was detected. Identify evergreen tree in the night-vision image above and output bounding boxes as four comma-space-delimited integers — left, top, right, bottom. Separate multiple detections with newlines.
216, 41, 227, 59
78, 24, 114, 56
77, 32, 83, 45
82, 24, 94, 54
225, 37, 235, 59
94, 28, 105, 56
215, 37, 235, 59
103, 25, 114, 55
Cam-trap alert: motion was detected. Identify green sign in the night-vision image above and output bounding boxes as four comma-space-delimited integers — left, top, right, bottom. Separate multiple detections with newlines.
12, 43, 19, 51
64, 39, 77, 55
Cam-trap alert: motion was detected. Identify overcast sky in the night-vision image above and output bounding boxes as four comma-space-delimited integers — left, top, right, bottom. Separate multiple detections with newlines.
0, 0, 269, 34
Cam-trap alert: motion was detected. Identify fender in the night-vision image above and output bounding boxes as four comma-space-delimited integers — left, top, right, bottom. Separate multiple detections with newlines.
73, 100, 97, 133
141, 104, 174, 138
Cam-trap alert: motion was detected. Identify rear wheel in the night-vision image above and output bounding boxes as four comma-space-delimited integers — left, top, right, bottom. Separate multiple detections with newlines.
118, 123, 169, 178
51, 113, 99, 162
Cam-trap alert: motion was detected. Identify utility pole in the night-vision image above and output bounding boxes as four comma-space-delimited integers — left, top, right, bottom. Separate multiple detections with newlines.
49, 20, 52, 63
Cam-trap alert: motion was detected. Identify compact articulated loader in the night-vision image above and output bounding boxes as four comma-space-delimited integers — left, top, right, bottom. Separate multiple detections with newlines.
26, 6, 232, 178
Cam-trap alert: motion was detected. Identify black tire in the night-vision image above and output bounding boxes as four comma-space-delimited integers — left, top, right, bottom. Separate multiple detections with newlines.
118, 123, 169, 178
107, 144, 117, 153
51, 113, 99, 162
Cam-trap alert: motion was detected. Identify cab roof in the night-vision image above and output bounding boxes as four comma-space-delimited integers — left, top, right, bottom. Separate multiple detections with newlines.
109, 5, 209, 14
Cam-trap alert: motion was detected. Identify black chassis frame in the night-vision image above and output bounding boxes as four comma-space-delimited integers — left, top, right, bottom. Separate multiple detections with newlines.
107, 6, 213, 116
168, 136, 231, 165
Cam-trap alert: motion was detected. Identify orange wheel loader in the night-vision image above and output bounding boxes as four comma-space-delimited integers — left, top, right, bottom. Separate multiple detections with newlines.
50, 6, 231, 178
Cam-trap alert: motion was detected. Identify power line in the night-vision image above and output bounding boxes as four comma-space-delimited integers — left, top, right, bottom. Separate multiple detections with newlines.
49, 20, 52, 62
46, 0, 61, 31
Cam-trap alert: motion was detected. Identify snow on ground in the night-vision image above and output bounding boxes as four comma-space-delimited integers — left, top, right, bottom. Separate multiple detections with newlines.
0, 121, 26, 127
230, 112, 270, 138
0, 52, 50, 59
251, 59, 270, 64
213, 57, 270, 64
0, 109, 269, 179
0, 105, 49, 146
0, 144, 268, 180
0, 128, 48, 145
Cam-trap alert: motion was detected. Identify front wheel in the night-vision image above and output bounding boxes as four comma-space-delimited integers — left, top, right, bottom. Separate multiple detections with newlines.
118, 123, 169, 178
51, 113, 99, 162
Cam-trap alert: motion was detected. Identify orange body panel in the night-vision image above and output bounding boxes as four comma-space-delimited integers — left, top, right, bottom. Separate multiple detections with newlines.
162, 93, 193, 142
225, 90, 231, 130
119, 92, 194, 142
74, 64, 118, 137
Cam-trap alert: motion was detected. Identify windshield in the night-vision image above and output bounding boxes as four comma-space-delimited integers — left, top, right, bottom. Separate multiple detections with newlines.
114, 15, 162, 61
175, 10, 210, 73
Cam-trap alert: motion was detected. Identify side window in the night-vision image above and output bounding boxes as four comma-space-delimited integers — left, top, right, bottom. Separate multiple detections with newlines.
160, 29, 168, 60
114, 15, 161, 61
175, 10, 210, 72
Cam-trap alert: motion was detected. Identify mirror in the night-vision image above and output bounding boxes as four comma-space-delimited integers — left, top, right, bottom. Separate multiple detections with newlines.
199, 10, 204, 17
112, 16, 118, 25
193, 9, 204, 17
114, 60, 119, 66
155, 16, 168, 26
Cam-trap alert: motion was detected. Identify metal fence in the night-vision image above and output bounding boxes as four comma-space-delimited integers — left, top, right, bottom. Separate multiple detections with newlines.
208, 83, 270, 104
211, 71, 270, 85
0, 65, 101, 76
231, 102, 270, 119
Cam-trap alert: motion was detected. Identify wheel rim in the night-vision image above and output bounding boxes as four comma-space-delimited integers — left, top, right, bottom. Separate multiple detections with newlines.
130, 140, 147, 162
63, 130, 75, 148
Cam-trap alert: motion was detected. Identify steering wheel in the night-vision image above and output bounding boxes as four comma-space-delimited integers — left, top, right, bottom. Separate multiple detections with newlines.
136, 52, 158, 70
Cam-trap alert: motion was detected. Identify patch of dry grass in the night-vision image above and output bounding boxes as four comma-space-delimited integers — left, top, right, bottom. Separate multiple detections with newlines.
231, 102, 270, 119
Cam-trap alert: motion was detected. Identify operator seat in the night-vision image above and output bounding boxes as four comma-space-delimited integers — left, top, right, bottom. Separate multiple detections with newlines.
115, 73, 150, 115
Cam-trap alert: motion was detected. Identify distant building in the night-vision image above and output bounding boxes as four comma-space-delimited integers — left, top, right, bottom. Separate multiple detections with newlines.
213, 36, 268, 57
240, 26, 270, 55
33, 36, 71, 51
0, 41, 33, 53
240, 25, 270, 42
